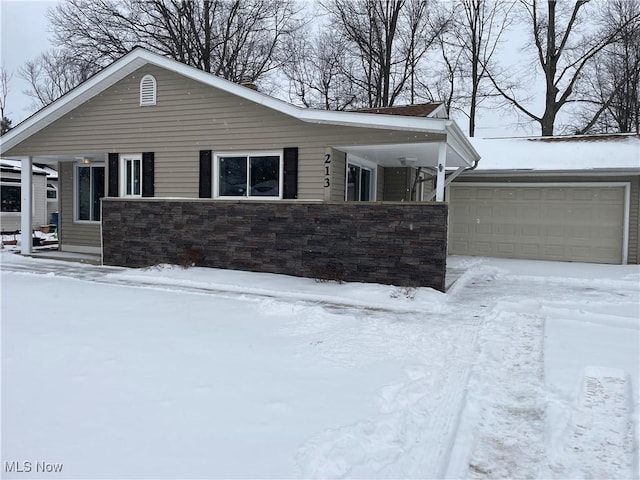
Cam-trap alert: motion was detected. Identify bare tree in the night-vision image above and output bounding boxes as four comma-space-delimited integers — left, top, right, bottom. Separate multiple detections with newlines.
48, 0, 300, 83
324, 0, 451, 108
453, 0, 513, 136
418, 35, 463, 115
571, 0, 640, 133
20, 49, 97, 109
0, 65, 12, 134
282, 29, 360, 110
488, 0, 640, 136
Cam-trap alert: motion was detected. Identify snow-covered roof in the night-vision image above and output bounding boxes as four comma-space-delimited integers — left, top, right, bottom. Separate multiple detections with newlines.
470, 134, 640, 173
0, 47, 479, 166
35, 164, 58, 180
0, 159, 50, 176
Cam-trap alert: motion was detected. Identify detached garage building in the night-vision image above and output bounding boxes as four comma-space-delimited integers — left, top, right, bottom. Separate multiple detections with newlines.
449, 134, 640, 265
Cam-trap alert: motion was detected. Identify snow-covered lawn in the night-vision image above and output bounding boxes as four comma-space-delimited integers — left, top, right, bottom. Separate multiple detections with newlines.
1, 252, 638, 479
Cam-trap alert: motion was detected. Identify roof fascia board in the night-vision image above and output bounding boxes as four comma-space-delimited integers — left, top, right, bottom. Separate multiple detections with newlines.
444, 121, 481, 167
459, 168, 640, 177
297, 109, 447, 133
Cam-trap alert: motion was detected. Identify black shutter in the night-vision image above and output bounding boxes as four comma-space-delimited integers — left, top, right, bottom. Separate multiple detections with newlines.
283, 147, 298, 199
199, 150, 212, 198
142, 152, 154, 197
108, 153, 119, 197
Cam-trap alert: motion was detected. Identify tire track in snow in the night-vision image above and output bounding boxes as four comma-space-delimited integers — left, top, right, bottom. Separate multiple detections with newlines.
294, 317, 481, 479
544, 367, 636, 479
462, 307, 547, 479
295, 273, 492, 479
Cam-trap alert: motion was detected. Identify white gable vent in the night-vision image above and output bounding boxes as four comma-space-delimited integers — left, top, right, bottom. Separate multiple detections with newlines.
140, 74, 157, 106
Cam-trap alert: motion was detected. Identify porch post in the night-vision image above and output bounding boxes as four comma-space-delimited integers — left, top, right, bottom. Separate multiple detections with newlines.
20, 156, 33, 254
435, 143, 447, 202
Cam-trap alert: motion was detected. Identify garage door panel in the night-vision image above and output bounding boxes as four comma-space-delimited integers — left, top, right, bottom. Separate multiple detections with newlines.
598, 188, 625, 201
449, 184, 625, 264
496, 243, 516, 254
498, 189, 518, 200
519, 244, 540, 256
521, 206, 541, 219
498, 205, 517, 217
522, 190, 542, 200
521, 224, 540, 236
475, 224, 492, 235
572, 189, 595, 201
475, 188, 495, 200
545, 188, 569, 200
496, 223, 516, 235
474, 242, 494, 254
451, 222, 469, 234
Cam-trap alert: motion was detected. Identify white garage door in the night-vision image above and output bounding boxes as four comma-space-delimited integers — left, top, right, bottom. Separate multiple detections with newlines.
449, 183, 627, 264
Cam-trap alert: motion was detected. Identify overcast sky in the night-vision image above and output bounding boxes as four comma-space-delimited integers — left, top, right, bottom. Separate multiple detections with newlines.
1, 1, 58, 124
0, 0, 541, 137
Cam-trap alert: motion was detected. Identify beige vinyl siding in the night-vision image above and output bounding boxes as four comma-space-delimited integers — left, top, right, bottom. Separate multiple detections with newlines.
58, 162, 102, 250
6, 65, 445, 201
453, 175, 639, 265
32, 175, 47, 227
0, 171, 47, 230
376, 166, 385, 201
329, 148, 346, 201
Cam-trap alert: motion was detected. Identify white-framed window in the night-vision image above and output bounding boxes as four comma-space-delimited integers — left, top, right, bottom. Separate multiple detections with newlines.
1, 182, 21, 212
0, 181, 38, 214
120, 154, 142, 197
140, 74, 157, 106
47, 183, 57, 200
214, 152, 283, 199
75, 163, 105, 222
346, 160, 376, 201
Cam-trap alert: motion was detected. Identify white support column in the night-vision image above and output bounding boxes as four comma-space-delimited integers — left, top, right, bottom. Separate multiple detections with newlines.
435, 143, 447, 202
20, 156, 33, 254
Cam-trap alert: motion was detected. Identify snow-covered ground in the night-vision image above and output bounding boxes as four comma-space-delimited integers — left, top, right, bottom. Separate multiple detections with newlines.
1, 252, 638, 479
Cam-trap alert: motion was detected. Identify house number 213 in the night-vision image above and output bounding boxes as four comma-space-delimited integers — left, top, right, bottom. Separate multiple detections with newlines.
324, 153, 331, 188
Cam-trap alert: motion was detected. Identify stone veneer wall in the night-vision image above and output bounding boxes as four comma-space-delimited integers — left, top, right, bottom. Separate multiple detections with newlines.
102, 199, 448, 291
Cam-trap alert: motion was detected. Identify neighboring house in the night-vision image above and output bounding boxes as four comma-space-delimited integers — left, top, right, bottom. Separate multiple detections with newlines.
449, 134, 640, 265
0, 159, 48, 231
0, 47, 479, 290
35, 163, 59, 225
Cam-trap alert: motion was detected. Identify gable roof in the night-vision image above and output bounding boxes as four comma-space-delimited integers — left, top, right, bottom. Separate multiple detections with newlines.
469, 134, 640, 173
0, 47, 479, 165
352, 103, 445, 117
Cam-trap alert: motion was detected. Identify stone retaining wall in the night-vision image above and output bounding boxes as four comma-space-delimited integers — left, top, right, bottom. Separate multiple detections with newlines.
102, 199, 448, 291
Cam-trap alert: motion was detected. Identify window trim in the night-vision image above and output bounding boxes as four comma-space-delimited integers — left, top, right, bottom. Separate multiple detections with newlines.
139, 74, 157, 106
1, 183, 25, 214
74, 163, 105, 224
213, 151, 284, 200
119, 153, 143, 197
47, 183, 58, 200
345, 157, 377, 202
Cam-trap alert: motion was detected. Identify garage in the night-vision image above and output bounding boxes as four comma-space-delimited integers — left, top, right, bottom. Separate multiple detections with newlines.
448, 183, 629, 264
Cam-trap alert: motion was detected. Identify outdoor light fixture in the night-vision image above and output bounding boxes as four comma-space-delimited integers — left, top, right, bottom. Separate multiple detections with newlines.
399, 157, 417, 166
